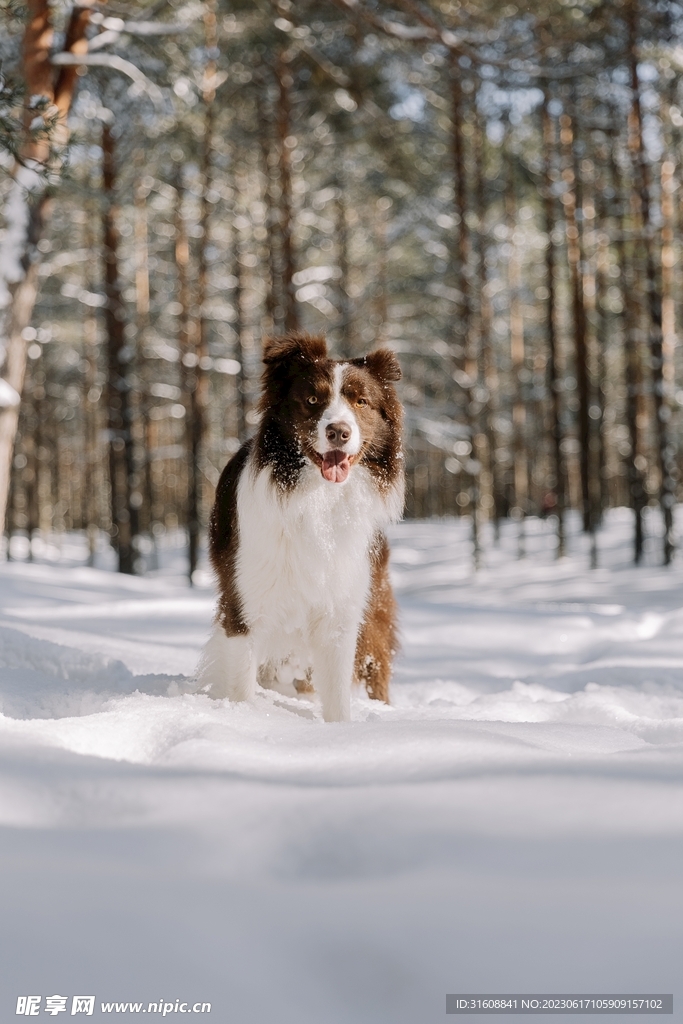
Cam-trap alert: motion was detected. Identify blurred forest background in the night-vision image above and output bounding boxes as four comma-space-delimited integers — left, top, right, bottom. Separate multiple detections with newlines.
1, 0, 683, 579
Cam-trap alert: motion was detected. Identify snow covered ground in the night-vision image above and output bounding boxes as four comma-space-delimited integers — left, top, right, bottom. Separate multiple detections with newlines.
0, 511, 681, 1022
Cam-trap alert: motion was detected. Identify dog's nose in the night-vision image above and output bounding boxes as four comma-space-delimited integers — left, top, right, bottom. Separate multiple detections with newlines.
325, 421, 352, 447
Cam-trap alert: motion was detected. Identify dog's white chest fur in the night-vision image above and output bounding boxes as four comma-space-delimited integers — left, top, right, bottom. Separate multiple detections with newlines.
236, 459, 385, 650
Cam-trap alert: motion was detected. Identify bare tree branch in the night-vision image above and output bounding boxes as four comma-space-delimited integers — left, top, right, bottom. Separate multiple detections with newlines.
328, 0, 434, 40
94, 16, 190, 34
87, 14, 191, 52
50, 52, 164, 104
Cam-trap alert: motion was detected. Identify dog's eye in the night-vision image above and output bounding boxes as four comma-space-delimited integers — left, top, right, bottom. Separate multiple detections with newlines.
356, 398, 368, 408
307, 396, 318, 405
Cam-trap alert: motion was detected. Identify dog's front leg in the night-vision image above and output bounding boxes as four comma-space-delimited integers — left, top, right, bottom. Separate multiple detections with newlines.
196, 624, 256, 702
311, 625, 358, 723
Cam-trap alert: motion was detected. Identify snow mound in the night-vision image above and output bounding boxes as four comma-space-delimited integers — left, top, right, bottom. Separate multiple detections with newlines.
0, 624, 190, 721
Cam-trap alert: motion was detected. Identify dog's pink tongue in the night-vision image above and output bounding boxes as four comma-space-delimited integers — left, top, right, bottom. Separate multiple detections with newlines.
321, 450, 350, 483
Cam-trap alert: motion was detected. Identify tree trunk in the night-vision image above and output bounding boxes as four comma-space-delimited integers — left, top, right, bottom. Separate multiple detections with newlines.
473, 111, 501, 542
579, 148, 600, 567
183, 0, 218, 582
256, 85, 282, 333
175, 178, 195, 577
231, 209, 248, 444
560, 108, 592, 551
627, 0, 676, 564
102, 121, 137, 574
450, 57, 479, 567
610, 142, 646, 562
374, 199, 389, 346
82, 193, 100, 565
83, 298, 99, 566
504, 125, 527, 558
336, 177, 353, 359
21, 360, 39, 559
661, 157, 676, 437
541, 88, 566, 557
594, 161, 611, 521
186, 111, 212, 581
275, 55, 299, 333
0, 0, 95, 536
133, 170, 156, 558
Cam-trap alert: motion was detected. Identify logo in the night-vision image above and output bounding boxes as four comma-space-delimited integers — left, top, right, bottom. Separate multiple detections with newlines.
16, 997, 95, 1016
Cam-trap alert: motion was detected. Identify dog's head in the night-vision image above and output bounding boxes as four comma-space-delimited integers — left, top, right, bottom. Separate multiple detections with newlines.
259, 332, 403, 487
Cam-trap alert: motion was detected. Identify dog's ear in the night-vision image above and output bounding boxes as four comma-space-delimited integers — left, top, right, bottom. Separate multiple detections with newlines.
259, 333, 329, 415
362, 348, 402, 384
263, 332, 328, 366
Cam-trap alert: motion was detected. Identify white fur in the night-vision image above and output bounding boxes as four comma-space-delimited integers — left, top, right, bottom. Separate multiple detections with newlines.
315, 363, 361, 457
198, 450, 403, 723
196, 628, 254, 701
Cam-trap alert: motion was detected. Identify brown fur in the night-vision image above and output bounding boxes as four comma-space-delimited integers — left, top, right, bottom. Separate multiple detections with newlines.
209, 439, 251, 638
354, 532, 398, 703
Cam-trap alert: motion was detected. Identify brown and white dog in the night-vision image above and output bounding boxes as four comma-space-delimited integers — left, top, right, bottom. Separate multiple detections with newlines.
197, 331, 404, 722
